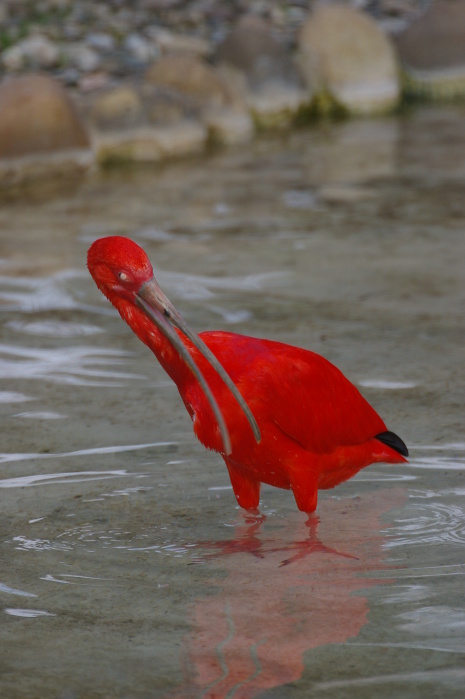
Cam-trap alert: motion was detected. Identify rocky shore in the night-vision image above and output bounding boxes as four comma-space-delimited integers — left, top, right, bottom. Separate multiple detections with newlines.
1, 0, 464, 187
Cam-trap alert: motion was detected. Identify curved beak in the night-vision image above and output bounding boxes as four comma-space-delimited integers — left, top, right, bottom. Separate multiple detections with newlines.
135, 277, 261, 456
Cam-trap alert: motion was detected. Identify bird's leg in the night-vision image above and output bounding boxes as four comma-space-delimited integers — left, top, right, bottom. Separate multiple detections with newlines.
242, 509, 267, 527
288, 465, 319, 514
223, 458, 261, 511
305, 511, 320, 530
304, 512, 321, 538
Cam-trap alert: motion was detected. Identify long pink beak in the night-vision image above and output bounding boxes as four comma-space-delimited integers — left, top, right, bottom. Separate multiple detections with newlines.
135, 277, 261, 456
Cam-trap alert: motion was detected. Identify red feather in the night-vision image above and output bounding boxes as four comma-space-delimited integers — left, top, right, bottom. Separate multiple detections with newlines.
87, 236, 408, 514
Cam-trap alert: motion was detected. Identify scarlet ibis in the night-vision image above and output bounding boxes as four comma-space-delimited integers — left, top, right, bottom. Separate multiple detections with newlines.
87, 236, 408, 514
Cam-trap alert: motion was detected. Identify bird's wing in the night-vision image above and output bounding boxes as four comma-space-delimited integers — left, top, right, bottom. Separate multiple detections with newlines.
263, 347, 386, 453
202, 331, 387, 455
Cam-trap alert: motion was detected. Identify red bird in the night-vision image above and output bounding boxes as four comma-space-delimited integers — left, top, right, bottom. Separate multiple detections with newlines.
87, 236, 408, 514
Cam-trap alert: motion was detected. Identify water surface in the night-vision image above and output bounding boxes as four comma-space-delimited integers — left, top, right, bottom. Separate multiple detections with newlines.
1, 107, 464, 698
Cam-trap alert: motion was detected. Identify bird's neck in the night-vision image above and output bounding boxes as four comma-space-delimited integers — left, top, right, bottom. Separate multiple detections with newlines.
116, 299, 193, 387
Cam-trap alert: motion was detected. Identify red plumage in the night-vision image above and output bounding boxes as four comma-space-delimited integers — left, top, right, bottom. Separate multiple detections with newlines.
88, 236, 408, 514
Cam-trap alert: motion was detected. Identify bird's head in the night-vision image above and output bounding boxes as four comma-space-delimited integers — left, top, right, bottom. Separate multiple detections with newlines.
87, 236, 260, 455
87, 235, 154, 305
87, 235, 208, 345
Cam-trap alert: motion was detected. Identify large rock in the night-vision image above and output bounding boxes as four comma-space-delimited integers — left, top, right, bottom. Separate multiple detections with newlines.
143, 86, 192, 126
395, 0, 465, 99
94, 122, 207, 165
298, 4, 400, 115
0, 74, 90, 158
145, 54, 253, 144
146, 54, 230, 111
90, 85, 143, 129
0, 74, 92, 185
215, 15, 306, 128
216, 15, 300, 90
204, 108, 254, 146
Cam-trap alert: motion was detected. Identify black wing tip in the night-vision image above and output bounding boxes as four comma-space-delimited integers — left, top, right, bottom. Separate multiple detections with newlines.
375, 430, 409, 457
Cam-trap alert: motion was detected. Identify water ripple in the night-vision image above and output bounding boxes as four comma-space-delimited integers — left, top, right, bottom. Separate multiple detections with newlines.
157, 270, 290, 301
406, 457, 465, 471
386, 501, 465, 548
14, 411, 66, 420
412, 443, 465, 451
398, 605, 465, 635
0, 391, 34, 403
0, 342, 142, 387
404, 444, 465, 472
0, 270, 81, 312
51, 524, 196, 557
208, 306, 253, 324
316, 668, 465, 689
12, 536, 73, 552
7, 320, 103, 338
282, 189, 317, 209
0, 440, 175, 466
5, 608, 55, 618
358, 380, 417, 390
0, 582, 37, 598
0, 470, 145, 489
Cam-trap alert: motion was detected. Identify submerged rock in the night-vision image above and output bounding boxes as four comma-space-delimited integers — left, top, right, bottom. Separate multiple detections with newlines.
396, 0, 465, 99
298, 4, 400, 115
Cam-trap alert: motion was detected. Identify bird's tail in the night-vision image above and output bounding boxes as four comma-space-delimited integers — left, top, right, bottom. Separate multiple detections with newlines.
375, 431, 409, 457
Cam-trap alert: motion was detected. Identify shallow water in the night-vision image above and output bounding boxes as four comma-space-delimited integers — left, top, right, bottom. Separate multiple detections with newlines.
1, 106, 464, 698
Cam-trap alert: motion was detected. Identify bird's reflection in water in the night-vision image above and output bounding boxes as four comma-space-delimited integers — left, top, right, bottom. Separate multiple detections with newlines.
171, 489, 405, 699
198, 509, 358, 566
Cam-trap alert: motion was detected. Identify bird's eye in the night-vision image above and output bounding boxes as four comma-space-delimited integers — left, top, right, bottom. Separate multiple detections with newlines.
118, 271, 130, 282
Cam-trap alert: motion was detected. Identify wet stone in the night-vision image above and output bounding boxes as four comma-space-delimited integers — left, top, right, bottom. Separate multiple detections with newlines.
145, 54, 230, 112
1, 44, 25, 71
143, 86, 194, 125
123, 33, 158, 64
65, 43, 101, 73
89, 85, 143, 129
1, 34, 60, 70
395, 0, 465, 99
85, 32, 117, 53
205, 108, 254, 146
215, 14, 301, 90
0, 1, 441, 170
0, 73, 93, 187
298, 3, 401, 115
0, 74, 90, 158
215, 14, 306, 129
94, 121, 207, 165
146, 26, 210, 59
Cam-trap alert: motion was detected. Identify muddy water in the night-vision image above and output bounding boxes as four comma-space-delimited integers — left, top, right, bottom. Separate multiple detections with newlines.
0, 106, 464, 698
